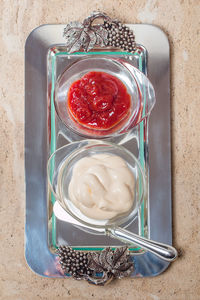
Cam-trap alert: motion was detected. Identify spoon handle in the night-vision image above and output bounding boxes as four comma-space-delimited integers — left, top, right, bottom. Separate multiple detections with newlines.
108, 227, 177, 262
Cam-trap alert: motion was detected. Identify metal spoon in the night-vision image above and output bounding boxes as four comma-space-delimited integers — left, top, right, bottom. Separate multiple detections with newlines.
53, 201, 177, 262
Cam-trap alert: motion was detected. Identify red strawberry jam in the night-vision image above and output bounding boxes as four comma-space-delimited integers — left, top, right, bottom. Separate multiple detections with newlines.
67, 71, 131, 130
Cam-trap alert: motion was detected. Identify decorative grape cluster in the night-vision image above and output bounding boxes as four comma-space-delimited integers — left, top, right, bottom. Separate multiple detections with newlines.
57, 245, 134, 285
104, 21, 136, 53
57, 246, 93, 279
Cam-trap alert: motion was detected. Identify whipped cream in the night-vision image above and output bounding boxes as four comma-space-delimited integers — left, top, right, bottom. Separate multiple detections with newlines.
68, 154, 135, 220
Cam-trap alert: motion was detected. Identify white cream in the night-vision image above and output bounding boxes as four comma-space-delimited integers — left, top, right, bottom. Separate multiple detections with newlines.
68, 154, 135, 220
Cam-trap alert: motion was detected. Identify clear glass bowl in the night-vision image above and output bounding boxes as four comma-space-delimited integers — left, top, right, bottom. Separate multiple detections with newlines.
47, 140, 146, 230
55, 56, 156, 138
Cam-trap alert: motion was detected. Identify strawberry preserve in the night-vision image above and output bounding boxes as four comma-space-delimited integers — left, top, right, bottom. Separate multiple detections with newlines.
67, 71, 131, 130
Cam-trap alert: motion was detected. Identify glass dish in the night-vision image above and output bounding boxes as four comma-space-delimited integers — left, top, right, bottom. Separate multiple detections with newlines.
55, 56, 156, 138
47, 140, 146, 232
47, 47, 149, 252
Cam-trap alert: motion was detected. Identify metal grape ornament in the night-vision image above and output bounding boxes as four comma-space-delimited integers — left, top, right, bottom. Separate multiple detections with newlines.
57, 246, 134, 285
63, 12, 136, 53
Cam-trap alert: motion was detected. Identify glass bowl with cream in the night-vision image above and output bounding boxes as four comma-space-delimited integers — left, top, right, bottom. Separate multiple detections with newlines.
48, 140, 145, 229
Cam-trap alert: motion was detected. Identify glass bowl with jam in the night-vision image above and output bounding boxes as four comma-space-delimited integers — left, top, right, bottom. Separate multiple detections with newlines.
55, 56, 156, 138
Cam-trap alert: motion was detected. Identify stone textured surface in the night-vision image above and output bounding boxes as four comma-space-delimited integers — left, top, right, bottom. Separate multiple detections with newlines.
0, 0, 200, 299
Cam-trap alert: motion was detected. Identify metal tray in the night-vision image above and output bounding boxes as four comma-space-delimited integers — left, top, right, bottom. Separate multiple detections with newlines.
25, 24, 171, 277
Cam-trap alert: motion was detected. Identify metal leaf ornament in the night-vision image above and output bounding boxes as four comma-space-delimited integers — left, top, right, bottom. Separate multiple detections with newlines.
63, 12, 136, 54
63, 12, 109, 53
87, 247, 134, 285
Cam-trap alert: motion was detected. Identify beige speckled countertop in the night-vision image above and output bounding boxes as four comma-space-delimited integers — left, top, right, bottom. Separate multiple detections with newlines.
0, 1, 200, 299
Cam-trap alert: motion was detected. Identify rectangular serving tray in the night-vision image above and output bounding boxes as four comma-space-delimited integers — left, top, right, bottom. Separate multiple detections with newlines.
25, 24, 171, 277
